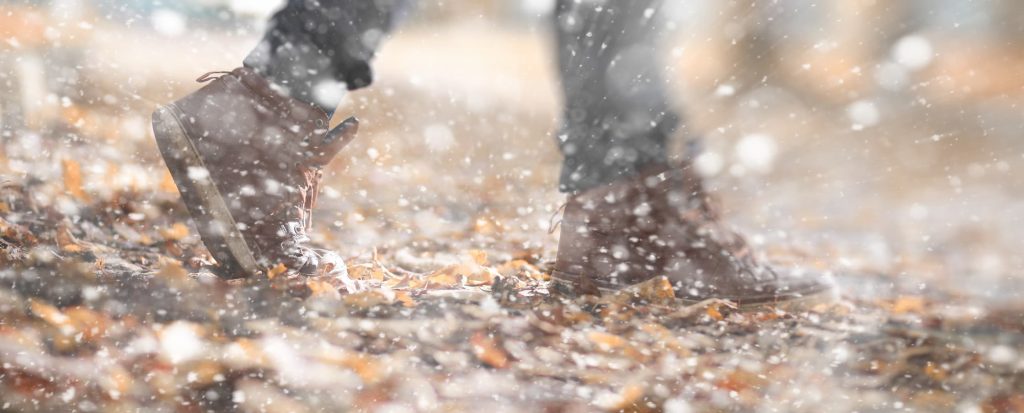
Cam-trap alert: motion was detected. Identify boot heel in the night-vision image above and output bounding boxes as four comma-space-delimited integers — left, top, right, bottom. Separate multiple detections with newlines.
152, 106, 259, 278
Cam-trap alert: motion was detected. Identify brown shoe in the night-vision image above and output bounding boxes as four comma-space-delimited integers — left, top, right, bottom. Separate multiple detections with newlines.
152, 68, 358, 278
552, 164, 834, 308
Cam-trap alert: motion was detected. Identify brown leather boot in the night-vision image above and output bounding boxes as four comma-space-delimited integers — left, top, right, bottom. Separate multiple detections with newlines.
552, 164, 834, 307
152, 68, 358, 278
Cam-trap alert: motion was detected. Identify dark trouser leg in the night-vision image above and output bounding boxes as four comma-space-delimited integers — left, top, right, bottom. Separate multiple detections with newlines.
554, 0, 680, 193
243, 0, 409, 115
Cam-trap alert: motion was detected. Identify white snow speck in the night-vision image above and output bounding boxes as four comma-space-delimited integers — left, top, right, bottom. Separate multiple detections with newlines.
186, 166, 209, 181
159, 322, 204, 364
229, 0, 282, 16
522, 0, 555, 14
875, 61, 909, 90
312, 80, 346, 110
151, 9, 187, 37
988, 345, 1017, 365
664, 398, 693, 413
714, 84, 736, 97
694, 151, 724, 176
263, 178, 281, 195
892, 34, 933, 70
423, 124, 455, 152
735, 133, 778, 174
633, 202, 652, 217
846, 100, 880, 129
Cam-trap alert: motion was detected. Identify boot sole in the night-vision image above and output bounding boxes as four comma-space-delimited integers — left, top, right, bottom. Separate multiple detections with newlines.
550, 271, 837, 312
152, 105, 259, 278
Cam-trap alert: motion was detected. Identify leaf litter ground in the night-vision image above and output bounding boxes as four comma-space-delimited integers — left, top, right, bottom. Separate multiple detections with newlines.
1, 161, 1023, 413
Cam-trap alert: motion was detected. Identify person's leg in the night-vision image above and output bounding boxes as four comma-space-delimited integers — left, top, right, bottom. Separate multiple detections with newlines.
554, 0, 680, 193
551, 1, 834, 305
243, 0, 410, 116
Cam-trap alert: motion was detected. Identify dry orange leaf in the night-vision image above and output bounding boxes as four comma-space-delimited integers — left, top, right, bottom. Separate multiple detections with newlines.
341, 355, 380, 383
426, 261, 499, 288
470, 331, 510, 369
393, 291, 416, 308
56, 222, 85, 253
587, 331, 626, 351
715, 369, 767, 393
159, 223, 189, 241
426, 269, 463, 288
630, 276, 676, 304
468, 249, 488, 265
706, 304, 725, 321
103, 366, 134, 396
0, 216, 37, 245
267, 263, 288, 280
317, 352, 381, 383
343, 290, 392, 308
159, 170, 179, 194
307, 279, 341, 300
61, 159, 89, 201
347, 263, 387, 282
889, 296, 926, 315
157, 260, 189, 280
29, 299, 69, 328
924, 362, 948, 381
63, 307, 109, 342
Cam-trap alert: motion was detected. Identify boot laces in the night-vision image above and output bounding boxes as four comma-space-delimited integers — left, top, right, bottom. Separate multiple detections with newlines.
273, 166, 323, 254
196, 71, 233, 83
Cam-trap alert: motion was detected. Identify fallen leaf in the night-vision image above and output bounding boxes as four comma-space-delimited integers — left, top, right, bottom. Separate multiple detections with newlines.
347, 263, 387, 282
343, 290, 393, 309
393, 291, 416, 308
587, 331, 626, 351
307, 279, 341, 300
62, 159, 89, 201
468, 249, 488, 265
30, 299, 70, 328
426, 261, 499, 288
316, 351, 381, 383
924, 362, 948, 381
159, 223, 189, 241
628, 276, 676, 304
425, 268, 463, 288
159, 170, 179, 193
707, 304, 724, 321
267, 263, 288, 280
470, 331, 509, 369
157, 260, 189, 280
56, 222, 85, 253
64, 307, 109, 342
715, 368, 767, 393
888, 296, 926, 315
0, 216, 37, 245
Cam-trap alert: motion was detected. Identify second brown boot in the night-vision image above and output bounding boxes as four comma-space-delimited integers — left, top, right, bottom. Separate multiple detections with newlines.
552, 164, 834, 308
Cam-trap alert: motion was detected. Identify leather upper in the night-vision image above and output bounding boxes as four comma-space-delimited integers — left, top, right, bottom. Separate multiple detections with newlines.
553, 164, 829, 303
170, 68, 335, 273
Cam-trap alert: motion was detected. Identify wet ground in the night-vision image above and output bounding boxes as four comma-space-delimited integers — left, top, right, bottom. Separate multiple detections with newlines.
2, 21, 1023, 412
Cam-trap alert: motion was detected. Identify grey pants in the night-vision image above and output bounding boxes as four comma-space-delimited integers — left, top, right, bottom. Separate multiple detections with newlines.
244, 0, 680, 193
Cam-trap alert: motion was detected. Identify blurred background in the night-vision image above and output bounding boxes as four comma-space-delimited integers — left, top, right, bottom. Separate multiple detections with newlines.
2, 0, 1022, 303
